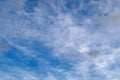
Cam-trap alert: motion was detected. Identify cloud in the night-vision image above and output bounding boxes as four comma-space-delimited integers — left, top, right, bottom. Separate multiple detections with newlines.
0, 67, 59, 80
0, 0, 120, 80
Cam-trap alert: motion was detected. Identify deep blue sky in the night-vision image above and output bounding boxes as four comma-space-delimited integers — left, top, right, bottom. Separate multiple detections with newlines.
0, 0, 120, 80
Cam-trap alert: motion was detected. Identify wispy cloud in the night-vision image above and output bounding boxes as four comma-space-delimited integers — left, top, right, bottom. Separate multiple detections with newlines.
0, 0, 120, 80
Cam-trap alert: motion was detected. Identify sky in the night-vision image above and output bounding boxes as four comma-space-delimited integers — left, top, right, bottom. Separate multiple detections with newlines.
0, 0, 120, 80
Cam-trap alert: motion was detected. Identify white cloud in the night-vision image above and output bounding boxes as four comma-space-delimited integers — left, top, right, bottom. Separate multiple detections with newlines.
0, 0, 120, 80
0, 68, 60, 80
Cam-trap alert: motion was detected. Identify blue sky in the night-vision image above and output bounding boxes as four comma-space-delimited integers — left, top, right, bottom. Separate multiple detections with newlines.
0, 0, 120, 80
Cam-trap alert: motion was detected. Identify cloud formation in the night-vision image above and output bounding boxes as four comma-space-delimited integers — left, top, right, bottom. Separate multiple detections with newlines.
0, 0, 120, 80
